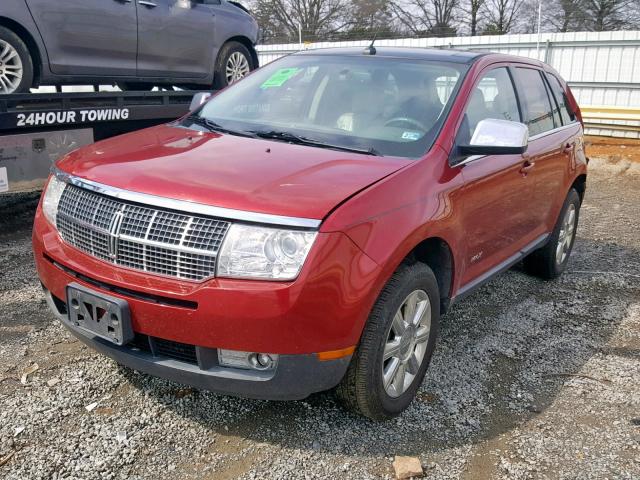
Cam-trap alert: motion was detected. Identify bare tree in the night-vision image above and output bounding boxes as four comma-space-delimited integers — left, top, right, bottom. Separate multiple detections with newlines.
391, 0, 459, 36
482, 0, 524, 33
582, 0, 634, 31
543, 0, 588, 32
348, 0, 395, 35
252, 0, 351, 42
467, 0, 486, 35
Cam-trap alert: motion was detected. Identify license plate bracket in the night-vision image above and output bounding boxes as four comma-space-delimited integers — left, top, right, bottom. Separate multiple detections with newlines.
66, 283, 133, 346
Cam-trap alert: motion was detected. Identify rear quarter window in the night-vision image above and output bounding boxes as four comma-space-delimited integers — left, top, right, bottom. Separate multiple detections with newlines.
545, 73, 576, 125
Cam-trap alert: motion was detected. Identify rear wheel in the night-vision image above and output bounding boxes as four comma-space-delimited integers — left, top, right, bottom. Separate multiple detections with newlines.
336, 262, 440, 420
523, 188, 581, 279
0, 26, 34, 94
213, 41, 253, 89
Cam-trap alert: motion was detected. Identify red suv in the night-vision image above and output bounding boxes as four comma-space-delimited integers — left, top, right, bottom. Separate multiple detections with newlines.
33, 48, 587, 420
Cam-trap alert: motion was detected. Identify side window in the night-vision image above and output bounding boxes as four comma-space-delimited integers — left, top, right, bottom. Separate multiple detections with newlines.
545, 73, 575, 125
462, 67, 520, 143
544, 78, 562, 128
513, 68, 556, 136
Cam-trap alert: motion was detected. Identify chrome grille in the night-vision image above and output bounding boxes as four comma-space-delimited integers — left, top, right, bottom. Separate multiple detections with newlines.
56, 184, 230, 281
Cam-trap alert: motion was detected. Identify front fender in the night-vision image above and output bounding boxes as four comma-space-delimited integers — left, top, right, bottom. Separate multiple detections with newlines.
321, 148, 467, 300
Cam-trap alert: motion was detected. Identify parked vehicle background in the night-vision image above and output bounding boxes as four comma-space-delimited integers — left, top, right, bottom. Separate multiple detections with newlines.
0, 0, 259, 94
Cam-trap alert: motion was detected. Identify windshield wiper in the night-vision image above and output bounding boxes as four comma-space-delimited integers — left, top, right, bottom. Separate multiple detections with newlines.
247, 130, 381, 156
186, 115, 256, 138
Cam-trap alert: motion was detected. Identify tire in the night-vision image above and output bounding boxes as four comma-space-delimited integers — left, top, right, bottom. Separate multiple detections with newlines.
336, 262, 440, 420
117, 82, 156, 91
0, 26, 34, 94
523, 188, 581, 279
213, 41, 254, 89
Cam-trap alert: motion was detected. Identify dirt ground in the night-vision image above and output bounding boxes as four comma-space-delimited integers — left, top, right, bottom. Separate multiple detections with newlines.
0, 149, 639, 479
585, 135, 640, 163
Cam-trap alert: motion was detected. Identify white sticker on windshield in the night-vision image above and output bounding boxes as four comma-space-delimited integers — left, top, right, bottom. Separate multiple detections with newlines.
401, 131, 421, 141
0, 167, 8, 193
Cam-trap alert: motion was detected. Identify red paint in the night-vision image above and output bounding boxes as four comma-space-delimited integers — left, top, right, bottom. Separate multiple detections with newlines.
33, 52, 586, 355
56, 125, 410, 220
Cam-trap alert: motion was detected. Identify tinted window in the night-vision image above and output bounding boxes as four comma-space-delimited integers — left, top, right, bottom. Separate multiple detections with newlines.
462, 67, 521, 142
544, 78, 562, 127
194, 55, 467, 158
546, 73, 575, 125
514, 68, 555, 136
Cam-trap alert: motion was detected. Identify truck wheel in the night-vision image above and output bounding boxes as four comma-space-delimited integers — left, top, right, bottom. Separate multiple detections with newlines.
336, 262, 440, 420
523, 188, 581, 279
0, 26, 34, 94
213, 41, 253, 89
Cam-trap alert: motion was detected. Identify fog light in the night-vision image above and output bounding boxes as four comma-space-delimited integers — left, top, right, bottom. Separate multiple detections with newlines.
249, 353, 276, 370
218, 349, 278, 371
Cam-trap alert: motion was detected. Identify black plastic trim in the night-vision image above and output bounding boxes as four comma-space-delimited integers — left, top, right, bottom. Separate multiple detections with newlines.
453, 233, 549, 303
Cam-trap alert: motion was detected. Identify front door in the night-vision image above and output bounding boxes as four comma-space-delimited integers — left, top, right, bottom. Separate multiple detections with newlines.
26, 0, 137, 76
455, 67, 537, 287
135, 0, 217, 78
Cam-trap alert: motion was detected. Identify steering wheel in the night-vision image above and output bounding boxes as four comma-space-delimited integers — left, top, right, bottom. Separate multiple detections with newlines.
384, 117, 427, 131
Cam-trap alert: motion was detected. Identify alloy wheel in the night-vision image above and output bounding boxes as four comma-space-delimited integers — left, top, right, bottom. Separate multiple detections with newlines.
382, 289, 432, 398
556, 203, 576, 265
225, 52, 250, 85
0, 39, 23, 94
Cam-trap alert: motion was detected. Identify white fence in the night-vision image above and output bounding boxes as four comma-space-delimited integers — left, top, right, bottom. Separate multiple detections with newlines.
257, 30, 640, 138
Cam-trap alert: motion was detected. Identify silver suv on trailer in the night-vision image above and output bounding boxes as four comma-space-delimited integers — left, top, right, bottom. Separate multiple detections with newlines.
0, 0, 259, 93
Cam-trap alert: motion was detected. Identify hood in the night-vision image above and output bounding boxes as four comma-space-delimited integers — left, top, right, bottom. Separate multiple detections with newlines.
57, 124, 410, 221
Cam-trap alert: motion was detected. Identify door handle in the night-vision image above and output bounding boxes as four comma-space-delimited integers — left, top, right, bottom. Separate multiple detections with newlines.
520, 160, 535, 176
562, 142, 574, 154
138, 0, 158, 6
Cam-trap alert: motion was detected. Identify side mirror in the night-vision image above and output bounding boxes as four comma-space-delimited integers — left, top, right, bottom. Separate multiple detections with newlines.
189, 92, 213, 112
457, 118, 529, 157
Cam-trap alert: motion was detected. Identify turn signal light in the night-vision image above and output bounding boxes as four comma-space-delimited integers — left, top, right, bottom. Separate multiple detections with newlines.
316, 346, 356, 361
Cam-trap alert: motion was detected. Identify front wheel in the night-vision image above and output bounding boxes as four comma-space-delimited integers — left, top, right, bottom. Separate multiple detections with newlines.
213, 42, 254, 89
336, 262, 440, 420
0, 26, 34, 94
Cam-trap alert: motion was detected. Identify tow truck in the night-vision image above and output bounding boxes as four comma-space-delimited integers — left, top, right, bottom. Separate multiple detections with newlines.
0, 90, 206, 194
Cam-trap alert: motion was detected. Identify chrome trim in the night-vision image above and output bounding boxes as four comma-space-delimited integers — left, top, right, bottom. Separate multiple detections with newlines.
52, 169, 321, 230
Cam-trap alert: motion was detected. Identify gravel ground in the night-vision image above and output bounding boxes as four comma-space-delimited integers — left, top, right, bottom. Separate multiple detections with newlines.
1, 156, 639, 479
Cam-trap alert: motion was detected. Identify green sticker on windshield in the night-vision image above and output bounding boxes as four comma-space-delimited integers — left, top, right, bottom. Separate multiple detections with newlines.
261, 68, 302, 88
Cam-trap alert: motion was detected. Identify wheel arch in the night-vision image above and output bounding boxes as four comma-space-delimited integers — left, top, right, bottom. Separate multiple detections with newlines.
222, 36, 259, 69
0, 16, 42, 86
404, 237, 455, 314
571, 173, 587, 203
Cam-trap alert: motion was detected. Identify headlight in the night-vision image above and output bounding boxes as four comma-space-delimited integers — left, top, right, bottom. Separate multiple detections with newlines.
217, 224, 317, 280
42, 175, 66, 226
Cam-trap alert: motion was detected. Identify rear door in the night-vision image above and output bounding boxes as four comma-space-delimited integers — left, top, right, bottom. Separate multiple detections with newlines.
456, 66, 537, 287
25, 0, 137, 76
135, 0, 217, 78
511, 67, 579, 235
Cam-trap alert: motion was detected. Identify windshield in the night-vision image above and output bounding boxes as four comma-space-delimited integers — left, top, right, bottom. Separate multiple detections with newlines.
191, 54, 467, 158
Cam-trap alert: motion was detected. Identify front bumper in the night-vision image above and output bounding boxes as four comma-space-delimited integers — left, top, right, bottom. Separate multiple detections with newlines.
33, 208, 381, 354
44, 289, 350, 400
33, 207, 382, 400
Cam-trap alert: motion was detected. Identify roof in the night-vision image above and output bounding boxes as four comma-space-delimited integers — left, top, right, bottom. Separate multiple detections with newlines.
295, 47, 487, 64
